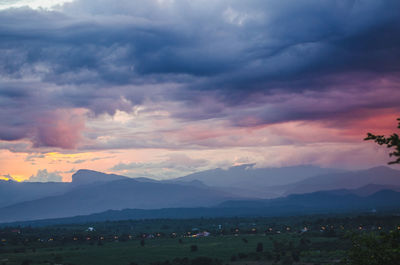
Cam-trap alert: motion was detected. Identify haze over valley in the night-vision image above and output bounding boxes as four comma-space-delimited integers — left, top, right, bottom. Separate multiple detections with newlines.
1, 165, 400, 223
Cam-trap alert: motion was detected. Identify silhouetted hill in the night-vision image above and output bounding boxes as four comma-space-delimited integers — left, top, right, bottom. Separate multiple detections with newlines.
273, 184, 400, 198
0, 170, 139, 208
71, 169, 128, 185
278, 166, 400, 195
2, 166, 400, 223
0, 170, 166, 208
4, 189, 400, 227
352, 184, 400, 196
173, 166, 400, 198
0, 178, 235, 223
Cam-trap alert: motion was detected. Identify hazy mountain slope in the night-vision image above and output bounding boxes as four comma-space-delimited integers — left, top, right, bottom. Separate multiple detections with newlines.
280, 166, 400, 195
219, 189, 400, 211
5, 189, 400, 227
296, 184, 400, 197
177, 165, 342, 187
71, 169, 129, 185
0, 170, 156, 208
2, 166, 399, 223
174, 164, 344, 198
72, 169, 156, 185
0, 180, 71, 208
351, 184, 400, 196
173, 166, 400, 198
0, 178, 236, 223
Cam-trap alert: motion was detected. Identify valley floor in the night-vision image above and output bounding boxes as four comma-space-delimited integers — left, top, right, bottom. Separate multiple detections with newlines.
0, 235, 345, 265
1, 214, 399, 265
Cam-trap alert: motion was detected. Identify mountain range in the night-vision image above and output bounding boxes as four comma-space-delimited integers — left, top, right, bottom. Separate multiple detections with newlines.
174, 164, 344, 198
4, 188, 400, 227
0, 173, 234, 223
0, 165, 399, 223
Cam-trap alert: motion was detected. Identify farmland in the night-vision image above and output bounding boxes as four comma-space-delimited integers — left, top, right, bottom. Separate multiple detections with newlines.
1, 214, 399, 265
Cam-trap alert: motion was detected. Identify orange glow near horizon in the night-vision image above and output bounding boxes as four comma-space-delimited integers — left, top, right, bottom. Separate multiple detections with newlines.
0, 176, 10, 181
1, 112, 399, 182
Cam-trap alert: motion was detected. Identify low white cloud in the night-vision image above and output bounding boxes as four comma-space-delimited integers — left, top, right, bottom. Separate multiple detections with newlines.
0, 0, 74, 10
110, 154, 209, 179
26, 169, 63, 182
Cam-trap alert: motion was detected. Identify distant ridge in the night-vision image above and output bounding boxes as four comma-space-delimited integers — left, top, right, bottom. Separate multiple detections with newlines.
177, 164, 342, 186
279, 166, 400, 195
4, 189, 400, 227
72, 169, 128, 185
1, 165, 400, 223
175, 164, 343, 198
0, 177, 235, 223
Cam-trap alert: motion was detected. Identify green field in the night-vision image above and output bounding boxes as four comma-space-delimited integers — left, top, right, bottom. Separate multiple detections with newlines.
0, 234, 346, 265
1, 214, 399, 265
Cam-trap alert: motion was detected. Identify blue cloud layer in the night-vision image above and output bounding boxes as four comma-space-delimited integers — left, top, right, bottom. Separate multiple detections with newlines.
0, 0, 400, 148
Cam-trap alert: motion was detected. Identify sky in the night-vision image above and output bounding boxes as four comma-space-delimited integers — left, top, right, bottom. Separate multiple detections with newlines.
0, 0, 399, 182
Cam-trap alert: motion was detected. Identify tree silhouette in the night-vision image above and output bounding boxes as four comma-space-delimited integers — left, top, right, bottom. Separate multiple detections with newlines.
190, 244, 198, 252
256, 242, 263, 252
365, 118, 400, 164
347, 230, 400, 265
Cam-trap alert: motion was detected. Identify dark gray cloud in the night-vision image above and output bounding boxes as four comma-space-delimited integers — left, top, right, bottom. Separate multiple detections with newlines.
2, 0, 398, 88
0, 0, 399, 149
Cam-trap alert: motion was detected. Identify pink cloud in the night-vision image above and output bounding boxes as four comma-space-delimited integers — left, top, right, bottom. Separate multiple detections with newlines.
33, 109, 86, 149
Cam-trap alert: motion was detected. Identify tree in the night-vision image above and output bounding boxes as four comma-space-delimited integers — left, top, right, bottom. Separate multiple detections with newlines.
365, 118, 400, 164
190, 244, 198, 252
256, 242, 263, 252
347, 230, 400, 265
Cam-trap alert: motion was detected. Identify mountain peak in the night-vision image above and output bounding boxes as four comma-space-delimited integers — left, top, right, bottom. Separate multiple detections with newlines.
72, 169, 127, 185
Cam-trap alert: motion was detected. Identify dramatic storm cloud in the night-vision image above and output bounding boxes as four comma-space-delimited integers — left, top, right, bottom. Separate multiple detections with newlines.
0, 0, 399, 180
